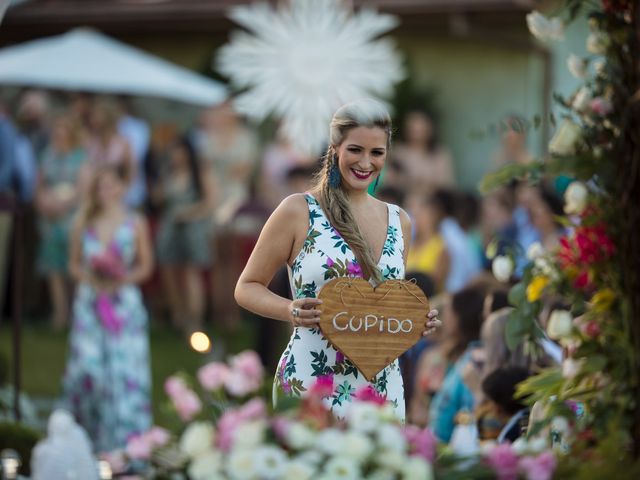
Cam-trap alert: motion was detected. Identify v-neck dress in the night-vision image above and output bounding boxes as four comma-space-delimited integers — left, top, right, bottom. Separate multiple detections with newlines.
62, 216, 151, 453
275, 194, 406, 420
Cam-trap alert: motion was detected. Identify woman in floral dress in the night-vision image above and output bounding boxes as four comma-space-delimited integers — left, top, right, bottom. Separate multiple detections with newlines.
235, 100, 441, 420
63, 163, 154, 452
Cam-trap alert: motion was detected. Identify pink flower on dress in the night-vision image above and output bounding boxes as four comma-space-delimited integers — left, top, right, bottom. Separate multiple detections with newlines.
336, 351, 345, 363
326, 257, 335, 268
403, 425, 437, 462
486, 443, 519, 480
309, 375, 334, 398
197, 362, 230, 391
347, 260, 363, 277
518, 452, 556, 480
353, 384, 387, 405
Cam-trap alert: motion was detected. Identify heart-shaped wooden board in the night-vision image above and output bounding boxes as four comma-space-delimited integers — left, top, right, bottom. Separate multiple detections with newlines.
318, 278, 429, 382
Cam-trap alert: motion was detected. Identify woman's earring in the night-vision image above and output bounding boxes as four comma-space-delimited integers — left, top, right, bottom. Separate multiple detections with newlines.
329, 153, 341, 188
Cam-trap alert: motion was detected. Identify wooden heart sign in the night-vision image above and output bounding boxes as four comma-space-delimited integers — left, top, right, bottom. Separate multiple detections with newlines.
318, 278, 429, 381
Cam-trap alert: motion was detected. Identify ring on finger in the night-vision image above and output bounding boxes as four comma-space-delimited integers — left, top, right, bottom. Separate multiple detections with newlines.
292, 307, 300, 318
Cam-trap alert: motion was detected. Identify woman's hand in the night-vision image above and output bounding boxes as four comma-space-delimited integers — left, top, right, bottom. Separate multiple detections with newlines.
423, 309, 442, 336
289, 298, 323, 327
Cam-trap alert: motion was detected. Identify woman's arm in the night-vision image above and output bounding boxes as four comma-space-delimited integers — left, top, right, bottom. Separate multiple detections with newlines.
68, 214, 95, 286
235, 194, 321, 325
124, 214, 154, 285
174, 167, 216, 221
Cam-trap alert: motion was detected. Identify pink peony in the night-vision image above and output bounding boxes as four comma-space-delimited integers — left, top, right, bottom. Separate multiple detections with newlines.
590, 97, 613, 116
271, 416, 292, 440
486, 443, 519, 480
173, 388, 202, 421
353, 384, 387, 405
197, 362, 230, 391
518, 451, 556, 480
164, 376, 188, 398
147, 426, 171, 447
125, 434, 152, 460
237, 397, 267, 420
403, 425, 437, 463
217, 398, 267, 452
225, 351, 264, 396
309, 375, 334, 398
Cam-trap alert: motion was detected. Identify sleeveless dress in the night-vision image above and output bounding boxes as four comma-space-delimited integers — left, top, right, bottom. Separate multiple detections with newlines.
275, 194, 406, 420
62, 216, 151, 452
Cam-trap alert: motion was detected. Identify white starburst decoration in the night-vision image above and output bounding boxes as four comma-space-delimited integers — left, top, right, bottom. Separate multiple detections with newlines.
217, 0, 405, 154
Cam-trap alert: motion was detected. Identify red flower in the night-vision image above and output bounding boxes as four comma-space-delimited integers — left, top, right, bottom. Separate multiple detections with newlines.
574, 270, 592, 290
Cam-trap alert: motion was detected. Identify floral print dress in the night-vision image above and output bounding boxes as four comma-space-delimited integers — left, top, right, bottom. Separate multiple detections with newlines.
275, 194, 406, 420
62, 216, 152, 453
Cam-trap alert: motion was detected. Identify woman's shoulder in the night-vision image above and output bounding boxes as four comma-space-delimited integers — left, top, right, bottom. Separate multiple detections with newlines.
271, 193, 313, 224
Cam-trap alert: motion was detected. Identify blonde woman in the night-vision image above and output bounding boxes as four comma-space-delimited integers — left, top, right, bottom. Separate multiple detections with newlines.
235, 100, 441, 420
64, 164, 153, 452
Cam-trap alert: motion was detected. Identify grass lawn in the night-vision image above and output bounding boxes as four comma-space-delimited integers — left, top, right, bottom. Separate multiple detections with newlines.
0, 319, 259, 430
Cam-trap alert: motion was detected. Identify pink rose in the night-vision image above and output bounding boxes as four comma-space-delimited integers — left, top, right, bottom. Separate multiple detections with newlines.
147, 426, 170, 447
164, 376, 188, 398
197, 362, 230, 391
486, 443, 519, 480
173, 388, 202, 421
519, 452, 556, 480
403, 425, 437, 462
582, 320, 601, 338
353, 384, 387, 405
237, 398, 267, 420
271, 416, 292, 440
225, 351, 264, 396
590, 97, 613, 116
125, 434, 152, 460
216, 399, 266, 452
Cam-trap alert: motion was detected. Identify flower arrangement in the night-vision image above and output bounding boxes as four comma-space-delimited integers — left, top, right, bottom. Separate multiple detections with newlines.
117, 350, 557, 479
90, 244, 127, 334
483, 0, 640, 471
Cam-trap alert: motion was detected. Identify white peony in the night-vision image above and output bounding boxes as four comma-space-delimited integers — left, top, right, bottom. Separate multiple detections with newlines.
527, 242, 545, 261
346, 402, 380, 433
564, 181, 588, 215
179, 422, 215, 459
226, 449, 258, 480
295, 450, 324, 467
286, 423, 316, 450
315, 428, 346, 456
323, 456, 362, 480
188, 451, 224, 480
528, 436, 549, 454
375, 449, 406, 472
376, 424, 407, 453
567, 54, 588, 79
547, 310, 573, 340
253, 445, 288, 480
367, 469, 396, 480
401, 456, 434, 480
492, 255, 514, 283
587, 32, 610, 55
526, 11, 564, 42
549, 119, 582, 156
511, 436, 547, 456
342, 431, 374, 462
283, 459, 316, 480
511, 437, 529, 455
232, 420, 266, 450
572, 87, 592, 112
551, 416, 570, 435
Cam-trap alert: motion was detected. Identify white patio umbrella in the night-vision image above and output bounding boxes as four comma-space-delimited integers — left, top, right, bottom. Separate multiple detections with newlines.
0, 28, 226, 106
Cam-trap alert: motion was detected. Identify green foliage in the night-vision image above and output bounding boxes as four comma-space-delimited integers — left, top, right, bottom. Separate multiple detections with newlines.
0, 422, 41, 476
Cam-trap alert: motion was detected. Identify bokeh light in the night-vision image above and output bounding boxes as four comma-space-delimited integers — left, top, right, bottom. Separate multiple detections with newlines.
189, 331, 211, 353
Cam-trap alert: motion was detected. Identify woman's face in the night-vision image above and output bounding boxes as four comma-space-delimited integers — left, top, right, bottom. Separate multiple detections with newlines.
409, 197, 439, 236
404, 112, 433, 144
335, 126, 387, 193
52, 121, 71, 152
170, 144, 189, 170
96, 171, 124, 207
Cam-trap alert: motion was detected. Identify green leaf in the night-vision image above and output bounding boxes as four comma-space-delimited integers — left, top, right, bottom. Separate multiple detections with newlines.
505, 311, 531, 350
508, 282, 526, 305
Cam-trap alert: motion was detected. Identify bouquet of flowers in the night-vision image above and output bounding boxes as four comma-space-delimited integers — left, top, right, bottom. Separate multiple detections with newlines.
90, 244, 127, 334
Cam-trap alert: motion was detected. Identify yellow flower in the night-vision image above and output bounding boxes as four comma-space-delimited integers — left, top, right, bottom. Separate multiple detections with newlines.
591, 288, 616, 312
527, 276, 550, 302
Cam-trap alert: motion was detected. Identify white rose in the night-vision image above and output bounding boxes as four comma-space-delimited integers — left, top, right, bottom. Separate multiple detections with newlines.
295, 451, 324, 467
549, 119, 582, 156
253, 445, 288, 480
315, 428, 345, 456
551, 416, 570, 435
346, 402, 379, 433
188, 451, 224, 480
283, 459, 316, 480
401, 456, 434, 480
572, 87, 592, 112
528, 436, 549, 454
286, 423, 316, 450
526, 11, 564, 42
232, 420, 266, 450
527, 242, 545, 261
376, 424, 407, 453
492, 255, 514, 283
226, 449, 257, 480
567, 54, 587, 79
375, 449, 406, 472
587, 32, 610, 55
547, 309, 573, 340
323, 456, 362, 480
564, 181, 588, 215
562, 358, 584, 379
511, 437, 529, 455
342, 431, 374, 462
367, 469, 396, 480
179, 422, 215, 459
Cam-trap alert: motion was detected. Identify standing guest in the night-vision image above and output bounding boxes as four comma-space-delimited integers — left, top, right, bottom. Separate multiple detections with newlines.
16, 89, 51, 162
406, 193, 449, 292
393, 109, 455, 195
63, 164, 153, 453
35, 115, 88, 330
117, 97, 150, 209
154, 138, 215, 334
492, 114, 534, 167
235, 100, 441, 420
529, 185, 565, 252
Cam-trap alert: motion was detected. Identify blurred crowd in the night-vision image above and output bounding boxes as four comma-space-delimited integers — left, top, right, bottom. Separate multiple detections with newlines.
0, 88, 571, 450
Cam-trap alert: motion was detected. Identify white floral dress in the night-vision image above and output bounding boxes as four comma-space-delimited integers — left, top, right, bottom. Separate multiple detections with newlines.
275, 194, 406, 420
